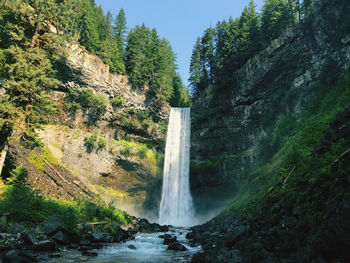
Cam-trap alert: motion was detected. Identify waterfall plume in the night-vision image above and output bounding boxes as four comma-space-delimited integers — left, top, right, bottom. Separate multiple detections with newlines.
159, 108, 194, 227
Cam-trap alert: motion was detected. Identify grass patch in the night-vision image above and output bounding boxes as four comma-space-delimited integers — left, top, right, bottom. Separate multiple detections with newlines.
88, 183, 129, 201
27, 152, 45, 171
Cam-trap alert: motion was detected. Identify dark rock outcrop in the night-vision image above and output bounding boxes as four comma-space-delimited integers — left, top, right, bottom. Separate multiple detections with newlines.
168, 242, 187, 251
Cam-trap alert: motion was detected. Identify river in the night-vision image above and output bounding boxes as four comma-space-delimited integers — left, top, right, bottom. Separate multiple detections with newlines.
44, 227, 201, 263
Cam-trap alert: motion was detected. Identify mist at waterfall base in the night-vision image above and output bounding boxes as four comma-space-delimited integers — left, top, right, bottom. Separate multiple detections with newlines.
159, 108, 197, 227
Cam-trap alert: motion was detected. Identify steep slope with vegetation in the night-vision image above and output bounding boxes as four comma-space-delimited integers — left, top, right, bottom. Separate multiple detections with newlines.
189, 0, 350, 209
188, 0, 350, 261
0, 0, 190, 220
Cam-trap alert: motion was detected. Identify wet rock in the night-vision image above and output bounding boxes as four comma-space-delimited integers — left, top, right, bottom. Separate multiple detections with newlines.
90, 232, 105, 242
78, 246, 90, 252
0, 233, 22, 251
32, 240, 56, 252
51, 231, 68, 245
82, 251, 98, 257
79, 240, 91, 246
168, 242, 187, 251
48, 254, 61, 258
89, 232, 114, 243
163, 236, 177, 245
185, 232, 194, 239
3, 250, 38, 263
128, 244, 136, 250
114, 231, 130, 242
160, 225, 169, 232
158, 234, 172, 239
22, 231, 38, 246
41, 217, 65, 236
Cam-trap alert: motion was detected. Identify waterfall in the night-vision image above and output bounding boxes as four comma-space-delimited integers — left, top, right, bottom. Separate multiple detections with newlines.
159, 108, 194, 227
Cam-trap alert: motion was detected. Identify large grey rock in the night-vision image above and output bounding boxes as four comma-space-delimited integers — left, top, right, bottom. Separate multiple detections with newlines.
22, 231, 38, 246
163, 236, 177, 245
128, 244, 136, 250
51, 231, 68, 245
168, 242, 187, 251
41, 217, 65, 236
89, 232, 114, 243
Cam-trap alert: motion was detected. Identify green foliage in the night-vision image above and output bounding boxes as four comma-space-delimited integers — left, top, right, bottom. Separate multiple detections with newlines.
84, 132, 97, 153
120, 145, 132, 156
112, 139, 158, 160
125, 24, 190, 103
6, 166, 28, 184
189, 0, 299, 98
137, 144, 148, 159
1, 45, 58, 145
97, 137, 106, 149
27, 152, 45, 171
261, 0, 295, 42
111, 96, 124, 109
230, 67, 350, 217
0, 166, 131, 229
65, 89, 107, 124
113, 8, 127, 73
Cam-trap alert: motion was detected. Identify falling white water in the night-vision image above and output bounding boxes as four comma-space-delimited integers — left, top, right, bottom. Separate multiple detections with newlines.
159, 108, 194, 227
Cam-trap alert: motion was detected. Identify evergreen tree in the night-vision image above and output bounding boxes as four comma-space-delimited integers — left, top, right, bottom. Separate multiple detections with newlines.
189, 37, 203, 98
170, 74, 191, 107
152, 38, 177, 101
114, 8, 127, 72
4, 46, 58, 145
237, 0, 263, 62
261, 0, 294, 42
125, 24, 151, 88
218, 17, 240, 89
101, 11, 121, 72
200, 28, 216, 85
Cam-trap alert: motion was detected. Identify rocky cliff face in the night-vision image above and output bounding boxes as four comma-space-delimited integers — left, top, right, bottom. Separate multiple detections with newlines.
6, 42, 170, 220
190, 0, 350, 210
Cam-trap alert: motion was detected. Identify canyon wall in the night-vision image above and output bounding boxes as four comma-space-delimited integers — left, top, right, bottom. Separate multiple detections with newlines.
190, 0, 350, 211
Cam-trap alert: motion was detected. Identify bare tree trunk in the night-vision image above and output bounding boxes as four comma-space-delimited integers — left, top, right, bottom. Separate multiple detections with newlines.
0, 144, 8, 176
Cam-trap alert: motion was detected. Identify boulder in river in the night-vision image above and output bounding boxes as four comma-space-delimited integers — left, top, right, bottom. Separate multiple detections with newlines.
168, 242, 187, 251
158, 234, 172, 239
163, 236, 177, 245
82, 251, 98, 257
89, 232, 115, 243
128, 244, 136, 250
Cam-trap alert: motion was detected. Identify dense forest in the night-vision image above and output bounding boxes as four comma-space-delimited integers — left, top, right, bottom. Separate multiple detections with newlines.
189, 0, 310, 98
0, 0, 190, 147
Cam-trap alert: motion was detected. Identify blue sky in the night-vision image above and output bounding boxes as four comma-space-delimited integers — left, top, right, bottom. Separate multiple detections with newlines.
95, 0, 265, 87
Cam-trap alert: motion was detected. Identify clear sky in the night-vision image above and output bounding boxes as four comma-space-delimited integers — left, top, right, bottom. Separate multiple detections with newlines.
95, 0, 265, 87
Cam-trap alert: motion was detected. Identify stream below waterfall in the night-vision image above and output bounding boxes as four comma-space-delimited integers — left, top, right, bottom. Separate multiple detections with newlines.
43, 228, 201, 263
